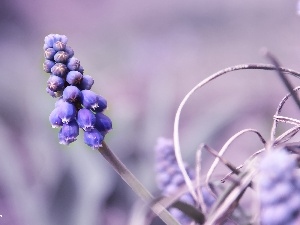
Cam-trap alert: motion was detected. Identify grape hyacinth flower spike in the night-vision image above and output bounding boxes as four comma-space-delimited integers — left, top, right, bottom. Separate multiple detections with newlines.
155, 137, 215, 225
257, 148, 300, 225
42, 33, 112, 148
42, 34, 181, 225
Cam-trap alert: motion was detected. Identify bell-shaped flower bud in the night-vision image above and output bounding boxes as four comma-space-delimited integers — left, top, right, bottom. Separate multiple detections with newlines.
49, 107, 63, 128
67, 57, 80, 71
63, 86, 82, 103
51, 63, 68, 77
54, 51, 69, 63
57, 102, 77, 124
81, 90, 99, 109
84, 129, 104, 149
95, 112, 112, 133
46, 87, 62, 98
65, 46, 74, 58
78, 75, 94, 90
44, 48, 56, 60
77, 109, 96, 131
58, 120, 79, 145
92, 95, 107, 112
66, 71, 83, 85
47, 75, 65, 92
44, 34, 68, 50
43, 60, 55, 73
44, 34, 55, 50
58, 35, 68, 45
78, 65, 84, 74
53, 41, 66, 51
55, 97, 65, 108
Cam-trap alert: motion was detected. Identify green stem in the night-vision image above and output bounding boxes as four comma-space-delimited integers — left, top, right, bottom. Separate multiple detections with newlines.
98, 142, 180, 225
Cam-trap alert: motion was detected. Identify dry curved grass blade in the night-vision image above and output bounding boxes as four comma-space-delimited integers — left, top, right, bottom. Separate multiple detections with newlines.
205, 161, 258, 225
270, 86, 300, 141
205, 128, 266, 187
195, 145, 206, 213
202, 144, 240, 176
173, 64, 299, 202
220, 125, 300, 183
273, 115, 300, 126
265, 51, 300, 110
273, 125, 300, 146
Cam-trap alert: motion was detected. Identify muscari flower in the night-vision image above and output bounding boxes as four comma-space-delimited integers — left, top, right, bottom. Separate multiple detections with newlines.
47, 75, 65, 92
43, 60, 55, 73
54, 51, 69, 63
78, 75, 94, 90
94, 112, 112, 133
44, 48, 56, 60
77, 109, 96, 131
58, 120, 79, 145
63, 86, 82, 103
49, 107, 63, 128
66, 71, 82, 85
43, 34, 112, 148
81, 90, 99, 109
53, 41, 66, 51
67, 57, 80, 71
51, 63, 68, 77
57, 101, 76, 124
84, 129, 104, 149
92, 95, 107, 113
257, 148, 300, 225
46, 87, 62, 98
154, 138, 215, 225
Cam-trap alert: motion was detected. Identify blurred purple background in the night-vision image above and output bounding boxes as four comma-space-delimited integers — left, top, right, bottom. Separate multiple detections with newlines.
1, 1, 300, 224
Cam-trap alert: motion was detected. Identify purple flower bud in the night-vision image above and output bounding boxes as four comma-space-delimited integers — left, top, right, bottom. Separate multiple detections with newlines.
66, 71, 83, 85
57, 102, 77, 124
53, 41, 66, 51
44, 48, 56, 60
55, 97, 65, 108
43, 60, 55, 73
47, 75, 65, 92
65, 46, 74, 58
77, 109, 96, 131
92, 95, 107, 112
59, 35, 68, 45
78, 65, 84, 74
84, 129, 104, 148
51, 63, 68, 77
63, 86, 82, 103
58, 120, 79, 145
49, 107, 63, 128
54, 51, 69, 63
78, 75, 94, 90
95, 112, 112, 133
43, 43, 49, 51
44, 34, 56, 49
81, 90, 100, 109
46, 87, 62, 98
67, 57, 80, 71
44, 34, 68, 50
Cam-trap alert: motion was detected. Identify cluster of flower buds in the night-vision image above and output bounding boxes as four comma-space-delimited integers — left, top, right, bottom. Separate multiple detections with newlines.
258, 149, 300, 225
154, 138, 215, 224
43, 34, 112, 148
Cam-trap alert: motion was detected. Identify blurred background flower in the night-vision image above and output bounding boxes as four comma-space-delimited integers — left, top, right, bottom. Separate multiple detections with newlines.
1, 0, 300, 224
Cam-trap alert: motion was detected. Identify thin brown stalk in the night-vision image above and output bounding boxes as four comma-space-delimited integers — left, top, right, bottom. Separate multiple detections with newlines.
98, 142, 180, 225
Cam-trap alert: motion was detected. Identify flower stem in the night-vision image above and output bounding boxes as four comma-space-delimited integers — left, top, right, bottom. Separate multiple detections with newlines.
98, 141, 180, 225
